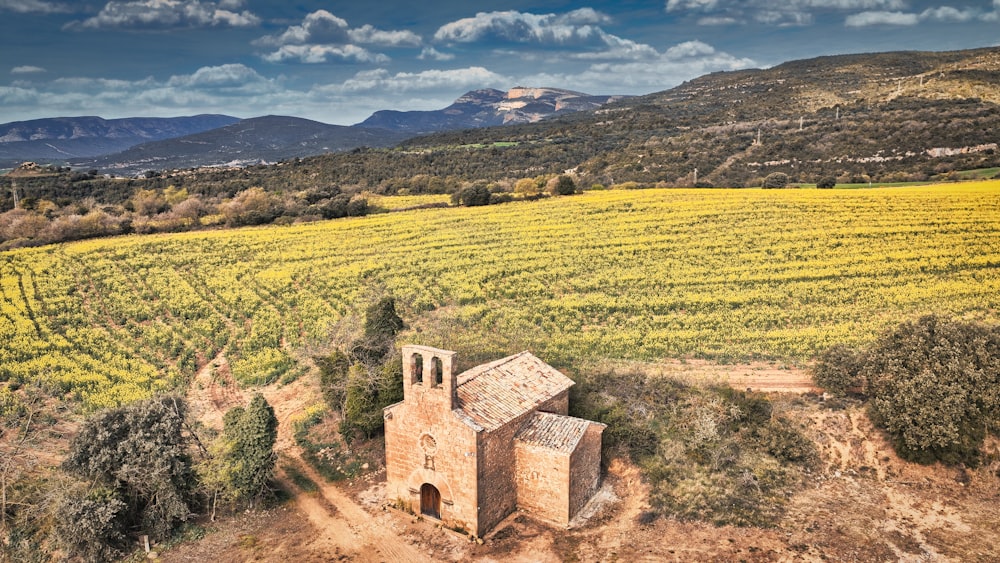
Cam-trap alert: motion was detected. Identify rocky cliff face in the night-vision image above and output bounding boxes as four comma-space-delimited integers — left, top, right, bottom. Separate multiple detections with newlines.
358, 87, 630, 133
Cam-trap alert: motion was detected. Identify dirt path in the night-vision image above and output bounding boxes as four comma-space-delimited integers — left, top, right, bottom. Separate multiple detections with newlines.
598, 358, 819, 393
185, 354, 432, 562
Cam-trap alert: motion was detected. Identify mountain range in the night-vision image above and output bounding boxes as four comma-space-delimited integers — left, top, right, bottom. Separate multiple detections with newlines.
0, 115, 239, 170
358, 87, 630, 134
0, 87, 628, 174
3, 46, 999, 190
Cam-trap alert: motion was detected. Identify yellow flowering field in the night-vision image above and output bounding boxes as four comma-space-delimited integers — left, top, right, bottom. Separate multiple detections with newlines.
1, 182, 998, 408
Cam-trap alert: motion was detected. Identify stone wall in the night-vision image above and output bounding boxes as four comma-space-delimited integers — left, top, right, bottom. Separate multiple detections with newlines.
385, 386, 479, 533
538, 389, 569, 415
475, 413, 532, 535
514, 443, 570, 524
568, 423, 604, 519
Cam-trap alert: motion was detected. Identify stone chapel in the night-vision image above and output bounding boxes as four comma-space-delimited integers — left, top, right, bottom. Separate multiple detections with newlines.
383, 345, 606, 537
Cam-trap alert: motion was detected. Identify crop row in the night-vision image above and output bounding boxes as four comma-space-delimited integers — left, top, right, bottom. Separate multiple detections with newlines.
1, 182, 998, 408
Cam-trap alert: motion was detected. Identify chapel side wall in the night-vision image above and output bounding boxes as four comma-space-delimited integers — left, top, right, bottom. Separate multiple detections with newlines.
514, 443, 570, 524
384, 401, 479, 532
538, 390, 569, 415
476, 413, 532, 535
568, 424, 604, 519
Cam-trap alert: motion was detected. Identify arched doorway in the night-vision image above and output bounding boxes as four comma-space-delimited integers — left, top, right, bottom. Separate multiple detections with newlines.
420, 483, 441, 519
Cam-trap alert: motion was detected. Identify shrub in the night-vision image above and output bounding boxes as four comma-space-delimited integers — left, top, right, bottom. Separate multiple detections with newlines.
62, 396, 194, 544
762, 172, 789, 189
812, 344, 866, 396
548, 175, 577, 195
816, 176, 837, 189
863, 315, 1000, 466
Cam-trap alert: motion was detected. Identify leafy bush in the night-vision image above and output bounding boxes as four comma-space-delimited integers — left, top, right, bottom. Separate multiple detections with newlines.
571, 369, 815, 526
54, 486, 128, 562
62, 396, 194, 546
812, 344, 866, 396
762, 172, 789, 189
816, 176, 837, 189
815, 315, 1000, 465
318, 296, 405, 441
863, 315, 1000, 466
219, 394, 278, 505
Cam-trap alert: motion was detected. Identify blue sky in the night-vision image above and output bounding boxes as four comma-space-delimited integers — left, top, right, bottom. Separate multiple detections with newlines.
2, 1, 998, 125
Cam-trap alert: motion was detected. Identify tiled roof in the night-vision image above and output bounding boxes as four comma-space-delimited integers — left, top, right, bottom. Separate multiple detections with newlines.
455, 351, 575, 431
514, 411, 603, 454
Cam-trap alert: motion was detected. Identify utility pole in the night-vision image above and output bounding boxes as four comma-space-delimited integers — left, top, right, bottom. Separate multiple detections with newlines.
799, 116, 804, 131
11, 180, 19, 209
693, 168, 698, 186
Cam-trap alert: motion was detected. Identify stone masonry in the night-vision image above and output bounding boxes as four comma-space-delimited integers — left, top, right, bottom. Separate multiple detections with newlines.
383, 345, 606, 536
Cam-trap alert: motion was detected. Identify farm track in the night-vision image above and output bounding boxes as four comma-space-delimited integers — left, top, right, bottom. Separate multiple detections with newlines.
186, 359, 431, 562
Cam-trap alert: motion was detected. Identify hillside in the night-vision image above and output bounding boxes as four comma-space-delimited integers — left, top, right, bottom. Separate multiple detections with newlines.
72, 115, 410, 175
0, 114, 239, 169
358, 86, 630, 134
239, 47, 1000, 192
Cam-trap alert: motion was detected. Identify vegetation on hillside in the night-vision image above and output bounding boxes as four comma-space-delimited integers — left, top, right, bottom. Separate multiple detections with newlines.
3, 49, 999, 247
0, 167, 371, 250
315, 296, 406, 441
4, 394, 278, 560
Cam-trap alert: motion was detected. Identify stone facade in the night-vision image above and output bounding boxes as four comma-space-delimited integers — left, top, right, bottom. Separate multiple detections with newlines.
384, 345, 606, 536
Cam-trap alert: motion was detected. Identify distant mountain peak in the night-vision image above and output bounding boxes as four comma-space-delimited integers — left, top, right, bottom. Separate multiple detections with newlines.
359, 86, 631, 134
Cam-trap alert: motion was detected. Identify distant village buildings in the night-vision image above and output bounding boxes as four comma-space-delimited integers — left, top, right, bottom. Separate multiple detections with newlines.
383, 345, 605, 536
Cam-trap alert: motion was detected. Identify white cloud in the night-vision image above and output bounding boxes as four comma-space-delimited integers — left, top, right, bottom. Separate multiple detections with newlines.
0, 0, 69, 13
435, 9, 612, 45
516, 40, 755, 94
845, 10, 920, 26
333, 67, 508, 94
843, 6, 990, 27
668, 0, 908, 26
262, 44, 390, 64
254, 11, 420, 47
920, 6, 979, 22
11, 65, 47, 74
418, 47, 455, 61
67, 0, 259, 30
434, 9, 658, 61
254, 10, 418, 65
348, 24, 421, 47
253, 10, 350, 47
697, 16, 738, 25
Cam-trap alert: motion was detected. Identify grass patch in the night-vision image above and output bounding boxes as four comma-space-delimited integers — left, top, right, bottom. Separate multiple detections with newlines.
571, 368, 817, 527
292, 405, 376, 482
282, 461, 319, 493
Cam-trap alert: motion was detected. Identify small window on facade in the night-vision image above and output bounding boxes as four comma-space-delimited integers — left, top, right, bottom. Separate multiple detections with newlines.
413, 354, 423, 383
432, 356, 443, 387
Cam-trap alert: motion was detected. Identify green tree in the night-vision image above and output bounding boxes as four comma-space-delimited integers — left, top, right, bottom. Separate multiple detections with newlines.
221, 394, 278, 506
455, 183, 492, 206
53, 486, 128, 562
549, 175, 577, 195
62, 396, 193, 544
816, 176, 837, 189
351, 296, 404, 367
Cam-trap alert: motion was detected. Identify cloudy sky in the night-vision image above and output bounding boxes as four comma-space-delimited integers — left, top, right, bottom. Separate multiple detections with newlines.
2, 1, 998, 125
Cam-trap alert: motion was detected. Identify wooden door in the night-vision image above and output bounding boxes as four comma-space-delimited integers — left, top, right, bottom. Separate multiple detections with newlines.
420, 483, 441, 519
